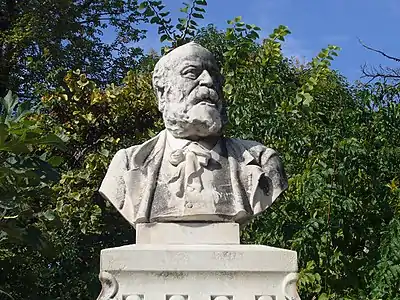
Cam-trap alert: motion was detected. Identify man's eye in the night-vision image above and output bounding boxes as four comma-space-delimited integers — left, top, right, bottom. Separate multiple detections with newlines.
182, 68, 199, 78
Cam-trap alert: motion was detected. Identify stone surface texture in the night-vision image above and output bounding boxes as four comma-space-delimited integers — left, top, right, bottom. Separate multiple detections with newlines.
96, 43, 300, 300
125, 296, 143, 300
98, 242, 300, 300
99, 42, 288, 227
136, 223, 240, 245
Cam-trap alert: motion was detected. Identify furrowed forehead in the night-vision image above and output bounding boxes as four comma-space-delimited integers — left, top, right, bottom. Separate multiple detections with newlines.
163, 44, 217, 69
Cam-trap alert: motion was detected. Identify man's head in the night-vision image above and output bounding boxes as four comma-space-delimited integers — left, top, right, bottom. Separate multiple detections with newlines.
152, 42, 227, 139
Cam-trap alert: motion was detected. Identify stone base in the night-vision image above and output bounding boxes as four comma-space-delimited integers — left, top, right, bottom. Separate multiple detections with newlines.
136, 223, 240, 245
97, 244, 300, 300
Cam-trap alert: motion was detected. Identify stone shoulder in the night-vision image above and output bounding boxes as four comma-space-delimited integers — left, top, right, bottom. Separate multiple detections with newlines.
123, 144, 140, 157
112, 145, 139, 170
225, 137, 276, 159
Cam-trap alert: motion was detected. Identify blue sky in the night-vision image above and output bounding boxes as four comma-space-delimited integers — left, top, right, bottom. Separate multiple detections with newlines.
114, 0, 400, 83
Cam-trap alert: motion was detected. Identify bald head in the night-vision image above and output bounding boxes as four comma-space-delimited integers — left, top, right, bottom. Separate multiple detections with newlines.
151, 42, 227, 139
156, 42, 216, 73
152, 42, 222, 112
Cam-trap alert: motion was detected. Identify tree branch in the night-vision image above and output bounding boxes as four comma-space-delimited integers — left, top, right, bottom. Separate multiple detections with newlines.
149, 4, 174, 42
358, 38, 400, 63
78, 17, 113, 25
361, 63, 400, 83
359, 38, 400, 83
181, 0, 196, 41
81, 0, 97, 10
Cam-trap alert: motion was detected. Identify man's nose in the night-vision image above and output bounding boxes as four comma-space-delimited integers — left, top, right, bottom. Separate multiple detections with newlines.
198, 70, 213, 87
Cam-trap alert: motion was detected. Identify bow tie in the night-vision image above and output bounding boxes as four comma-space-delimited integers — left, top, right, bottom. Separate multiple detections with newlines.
168, 142, 212, 198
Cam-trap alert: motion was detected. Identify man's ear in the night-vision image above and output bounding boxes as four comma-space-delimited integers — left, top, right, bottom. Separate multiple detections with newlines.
156, 84, 164, 102
154, 79, 165, 112
155, 84, 165, 112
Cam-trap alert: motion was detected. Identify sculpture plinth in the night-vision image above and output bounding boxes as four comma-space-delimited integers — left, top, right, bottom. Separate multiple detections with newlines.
97, 223, 300, 300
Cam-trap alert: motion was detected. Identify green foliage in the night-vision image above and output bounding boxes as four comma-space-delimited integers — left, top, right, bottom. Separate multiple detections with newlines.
3, 69, 162, 299
138, 0, 208, 52
0, 0, 147, 98
1, 2, 400, 300
40, 69, 162, 234
0, 90, 64, 275
218, 19, 400, 299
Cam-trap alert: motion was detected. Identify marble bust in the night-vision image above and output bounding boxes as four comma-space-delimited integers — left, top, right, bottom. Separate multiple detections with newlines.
99, 42, 288, 227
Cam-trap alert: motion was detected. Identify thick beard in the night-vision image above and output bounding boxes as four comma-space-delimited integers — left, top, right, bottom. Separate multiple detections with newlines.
163, 102, 223, 139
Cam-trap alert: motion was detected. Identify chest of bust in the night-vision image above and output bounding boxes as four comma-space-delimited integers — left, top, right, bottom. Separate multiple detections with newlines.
150, 140, 237, 222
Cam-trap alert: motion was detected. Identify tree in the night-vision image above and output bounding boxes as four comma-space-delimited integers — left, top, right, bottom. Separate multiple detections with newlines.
0, 2, 209, 298
2, 1, 400, 299
359, 39, 400, 84
0, 91, 65, 298
6, 69, 162, 299
0, 0, 147, 98
219, 18, 400, 299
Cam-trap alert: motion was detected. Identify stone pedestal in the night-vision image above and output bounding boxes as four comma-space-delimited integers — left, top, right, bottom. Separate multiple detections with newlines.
97, 223, 300, 300
135, 223, 240, 245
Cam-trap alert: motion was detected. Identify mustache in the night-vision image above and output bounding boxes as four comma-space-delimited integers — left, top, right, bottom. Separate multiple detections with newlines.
189, 86, 220, 105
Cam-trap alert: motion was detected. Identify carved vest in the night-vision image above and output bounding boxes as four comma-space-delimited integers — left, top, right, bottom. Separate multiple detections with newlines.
150, 139, 241, 222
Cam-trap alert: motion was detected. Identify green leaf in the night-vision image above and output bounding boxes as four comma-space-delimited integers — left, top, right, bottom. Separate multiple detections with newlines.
144, 7, 155, 17
36, 134, 66, 150
180, 6, 189, 13
0, 141, 30, 153
44, 210, 56, 221
47, 156, 64, 167
248, 31, 259, 40
195, 0, 207, 5
194, 7, 206, 12
234, 16, 242, 23
192, 13, 204, 19
160, 34, 169, 42
318, 293, 329, 300
224, 84, 233, 95
1, 91, 19, 120
99, 149, 110, 157
189, 19, 198, 26
0, 123, 8, 145
138, 1, 148, 10
150, 16, 160, 24
303, 93, 313, 106
159, 11, 170, 17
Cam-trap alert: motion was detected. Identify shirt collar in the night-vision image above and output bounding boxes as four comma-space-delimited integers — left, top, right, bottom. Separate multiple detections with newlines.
165, 130, 191, 151
165, 130, 222, 155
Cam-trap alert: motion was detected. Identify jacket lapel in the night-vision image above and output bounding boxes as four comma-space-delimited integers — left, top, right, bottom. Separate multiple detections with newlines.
124, 130, 166, 223
225, 138, 270, 217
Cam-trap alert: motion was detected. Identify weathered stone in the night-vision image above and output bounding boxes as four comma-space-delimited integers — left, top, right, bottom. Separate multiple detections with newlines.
167, 296, 187, 300
125, 296, 143, 300
95, 42, 300, 300
99, 42, 288, 227
136, 223, 240, 245
98, 244, 300, 300
257, 296, 275, 300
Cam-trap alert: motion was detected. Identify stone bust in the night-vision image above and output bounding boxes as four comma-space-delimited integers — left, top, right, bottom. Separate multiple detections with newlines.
99, 42, 288, 227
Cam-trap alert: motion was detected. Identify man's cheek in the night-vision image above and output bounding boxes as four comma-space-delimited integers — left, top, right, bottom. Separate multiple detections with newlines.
165, 86, 184, 103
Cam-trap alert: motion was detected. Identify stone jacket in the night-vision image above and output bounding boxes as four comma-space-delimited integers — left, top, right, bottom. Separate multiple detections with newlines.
99, 130, 288, 227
